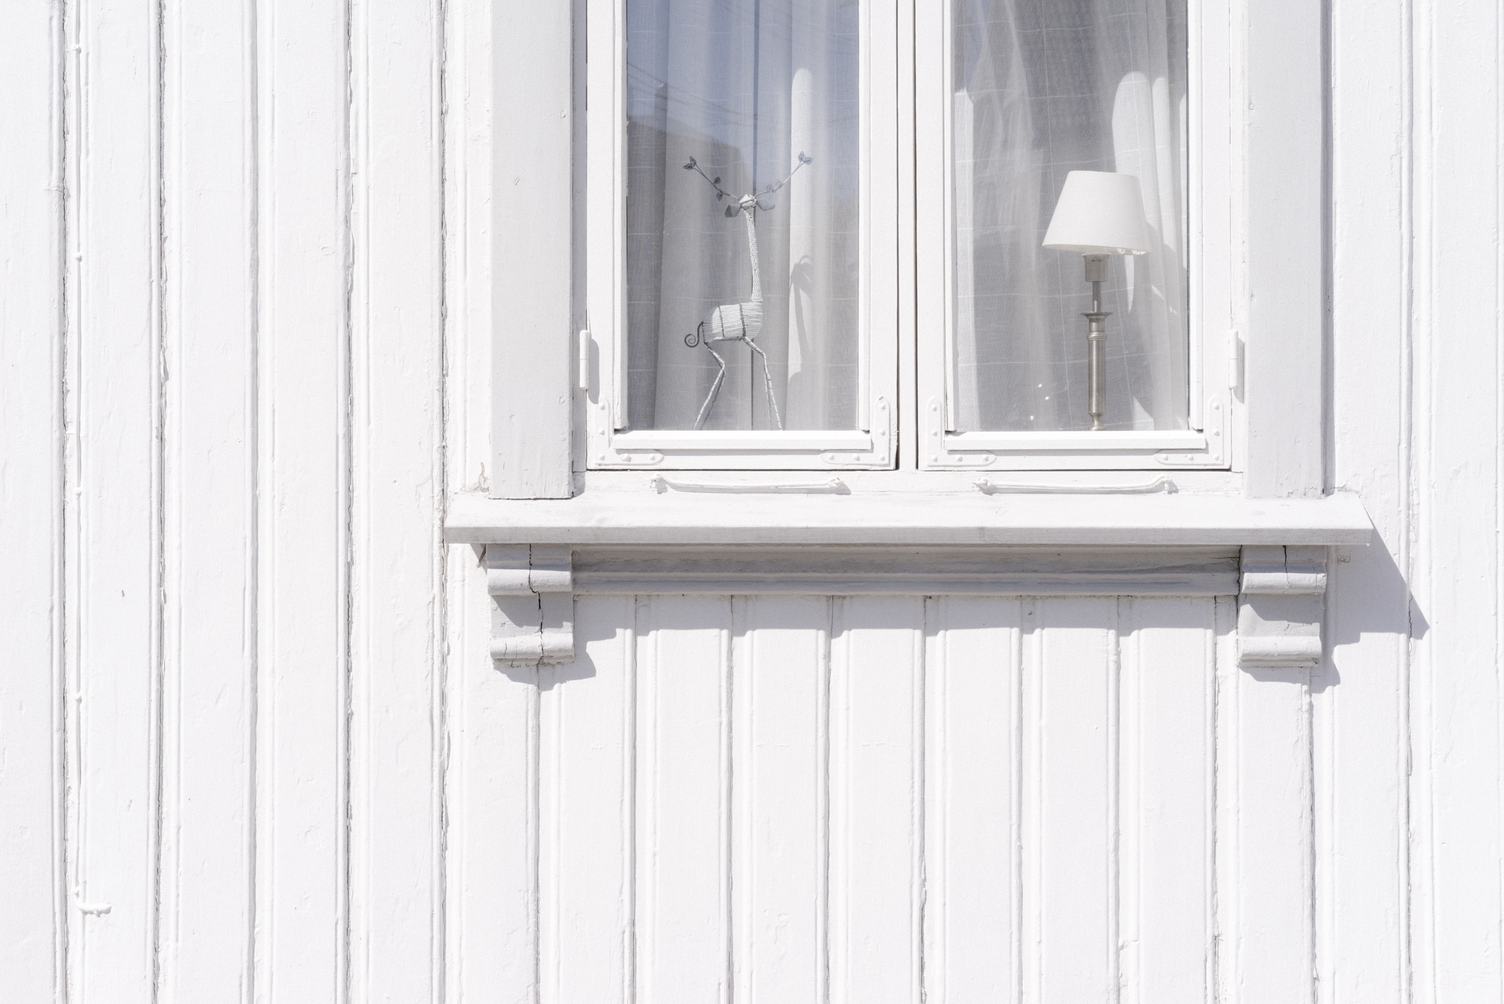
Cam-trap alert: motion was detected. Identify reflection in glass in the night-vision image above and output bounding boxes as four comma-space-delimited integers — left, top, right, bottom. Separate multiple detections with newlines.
625, 0, 862, 432
950, 0, 1189, 432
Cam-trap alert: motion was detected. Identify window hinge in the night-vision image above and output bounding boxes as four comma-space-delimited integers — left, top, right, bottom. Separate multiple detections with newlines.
1228, 328, 1245, 397
577, 327, 593, 393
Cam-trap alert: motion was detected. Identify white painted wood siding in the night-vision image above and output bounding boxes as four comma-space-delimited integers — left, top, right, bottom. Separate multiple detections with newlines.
0, 0, 1499, 1000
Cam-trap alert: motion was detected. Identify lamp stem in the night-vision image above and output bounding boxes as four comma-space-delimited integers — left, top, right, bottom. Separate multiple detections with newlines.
1083, 255, 1109, 431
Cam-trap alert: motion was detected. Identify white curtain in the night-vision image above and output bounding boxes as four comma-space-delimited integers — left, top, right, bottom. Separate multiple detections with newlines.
625, 0, 1187, 433
625, 0, 861, 431
951, 0, 1189, 431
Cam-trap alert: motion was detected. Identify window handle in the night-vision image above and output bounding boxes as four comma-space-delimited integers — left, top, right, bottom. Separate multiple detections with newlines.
973, 476, 1178, 496
649, 475, 850, 496
577, 328, 593, 392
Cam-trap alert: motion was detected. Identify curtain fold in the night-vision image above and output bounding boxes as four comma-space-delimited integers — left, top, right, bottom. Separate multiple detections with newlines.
626, 0, 861, 432
624, 0, 1188, 434
951, 0, 1189, 432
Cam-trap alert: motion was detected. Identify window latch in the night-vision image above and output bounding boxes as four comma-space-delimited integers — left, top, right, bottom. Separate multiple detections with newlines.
577, 327, 593, 392
1228, 328, 1245, 397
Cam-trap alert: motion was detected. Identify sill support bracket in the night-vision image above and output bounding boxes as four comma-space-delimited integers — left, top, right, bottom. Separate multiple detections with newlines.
486, 544, 575, 667
1237, 545, 1329, 670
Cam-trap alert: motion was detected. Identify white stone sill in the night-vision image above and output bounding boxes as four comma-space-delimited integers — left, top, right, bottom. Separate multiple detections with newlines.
445, 489, 1374, 549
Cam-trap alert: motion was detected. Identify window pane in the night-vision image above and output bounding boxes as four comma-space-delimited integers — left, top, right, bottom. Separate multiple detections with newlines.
625, 0, 862, 432
950, 0, 1189, 432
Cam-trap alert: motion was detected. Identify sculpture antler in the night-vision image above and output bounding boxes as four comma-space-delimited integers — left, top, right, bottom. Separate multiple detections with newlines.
682, 156, 733, 202
682, 152, 814, 213
753, 151, 813, 210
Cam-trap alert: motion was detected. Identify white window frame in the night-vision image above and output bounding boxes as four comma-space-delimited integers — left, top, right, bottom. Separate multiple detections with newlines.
480, 0, 1326, 503
580, 0, 901, 471
459, 0, 1366, 672
913, 0, 1234, 472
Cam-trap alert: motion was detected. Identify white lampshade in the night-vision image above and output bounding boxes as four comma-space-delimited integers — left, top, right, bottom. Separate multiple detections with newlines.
1042, 170, 1151, 255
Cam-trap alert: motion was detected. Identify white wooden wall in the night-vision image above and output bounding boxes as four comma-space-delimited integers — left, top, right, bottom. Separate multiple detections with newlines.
0, 0, 1499, 1000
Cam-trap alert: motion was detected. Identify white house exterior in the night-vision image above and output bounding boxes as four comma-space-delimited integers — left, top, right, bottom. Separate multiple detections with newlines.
1, 0, 1500, 1000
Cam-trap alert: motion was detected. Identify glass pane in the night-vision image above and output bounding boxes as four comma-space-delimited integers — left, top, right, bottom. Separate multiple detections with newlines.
949, 0, 1190, 432
625, 0, 862, 432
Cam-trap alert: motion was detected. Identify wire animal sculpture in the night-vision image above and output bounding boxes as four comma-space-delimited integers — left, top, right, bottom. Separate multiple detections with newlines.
682, 152, 813, 431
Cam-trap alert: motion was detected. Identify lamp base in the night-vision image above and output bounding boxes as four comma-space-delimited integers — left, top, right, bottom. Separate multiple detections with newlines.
1083, 254, 1109, 431
1086, 311, 1108, 431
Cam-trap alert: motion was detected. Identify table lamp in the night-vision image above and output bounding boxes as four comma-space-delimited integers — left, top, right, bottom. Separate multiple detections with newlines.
1042, 171, 1151, 430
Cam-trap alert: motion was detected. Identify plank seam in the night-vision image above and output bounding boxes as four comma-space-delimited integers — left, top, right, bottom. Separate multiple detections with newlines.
816, 598, 831, 1004
430, 0, 450, 992
622, 601, 638, 1004
1203, 601, 1217, 1001
929, 598, 947, 1002
338, 0, 357, 992
149, 0, 169, 989
1010, 606, 1023, 1004
50, 0, 73, 996
253, 0, 276, 991
1495, 0, 1504, 995
243, 0, 263, 994
912, 598, 926, 1004
63, 0, 86, 993
720, 609, 734, 1003
1107, 602, 1121, 1002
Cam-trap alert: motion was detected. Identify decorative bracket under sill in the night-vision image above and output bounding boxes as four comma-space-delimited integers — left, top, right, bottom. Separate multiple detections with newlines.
456, 493, 1369, 670
1237, 545, 1329, 670
485, 544, 574, 667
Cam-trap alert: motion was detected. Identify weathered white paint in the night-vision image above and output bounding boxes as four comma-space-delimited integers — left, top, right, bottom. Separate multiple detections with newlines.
1, 0, 1501, 1001
491, 0, 571, 498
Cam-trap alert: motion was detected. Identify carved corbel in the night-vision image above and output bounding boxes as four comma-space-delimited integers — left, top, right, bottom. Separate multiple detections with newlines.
1237, 545, 1329, 669
485, 545, 575, 666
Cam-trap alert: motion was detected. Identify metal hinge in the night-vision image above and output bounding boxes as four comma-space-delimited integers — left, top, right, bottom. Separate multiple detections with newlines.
1228, 328, 1245, 397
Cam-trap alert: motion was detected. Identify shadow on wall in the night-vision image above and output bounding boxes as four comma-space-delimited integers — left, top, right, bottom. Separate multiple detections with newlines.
489, 536, 1429, 695
1313, 536, 1429, 695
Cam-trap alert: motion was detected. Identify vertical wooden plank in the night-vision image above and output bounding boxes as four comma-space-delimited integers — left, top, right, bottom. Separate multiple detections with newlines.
1215, 597, 1314, 1003
345, 0, 445, 996
1320, 0, 1413, 990
490, 0, 570, 499
254, 0, 351, 993
1415, 0, 1504, 994
829, 596, 923, 1004
0, 0, 67, 995
1026, 597, 1117, 1003
156, 0, 257, 993
69, 0, 165, 996
1118, 598, 1215, 1002
1243, 0, 1326, 496
442, 578, 539, 1004
539, 595, 633, 1002
634, 595, 732, 1001
922, 597, 1021, 1002
731, 596, 829, 1002
442, 0, 541, 995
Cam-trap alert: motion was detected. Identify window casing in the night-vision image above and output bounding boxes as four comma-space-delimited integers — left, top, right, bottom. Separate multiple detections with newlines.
582, 0, 1235, 475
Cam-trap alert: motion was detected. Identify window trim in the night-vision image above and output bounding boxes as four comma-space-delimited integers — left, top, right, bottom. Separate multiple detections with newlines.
479, 0, 1327, 503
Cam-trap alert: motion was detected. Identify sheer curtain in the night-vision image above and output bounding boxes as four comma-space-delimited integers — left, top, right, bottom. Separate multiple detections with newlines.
951, 0, 1189, 432
625, 0, 862, 432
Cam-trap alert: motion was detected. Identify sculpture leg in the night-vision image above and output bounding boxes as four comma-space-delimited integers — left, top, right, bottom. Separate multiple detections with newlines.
694, 343, 728, 431
746, 339, 784, 431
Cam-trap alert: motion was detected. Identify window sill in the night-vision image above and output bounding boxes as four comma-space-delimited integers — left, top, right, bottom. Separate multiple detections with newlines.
451, 488, 1370, 671
445, 488, 1371, 548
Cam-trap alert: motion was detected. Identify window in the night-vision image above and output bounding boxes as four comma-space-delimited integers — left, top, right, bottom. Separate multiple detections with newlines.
467, 0, 1358, 668
586, 0, 899, 469
917, 0, 1231, 470
585, 0, 1231, 474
